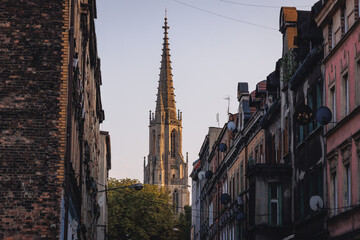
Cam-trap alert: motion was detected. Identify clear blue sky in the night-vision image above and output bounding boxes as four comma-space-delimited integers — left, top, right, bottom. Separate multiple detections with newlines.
96, 0, 318, 181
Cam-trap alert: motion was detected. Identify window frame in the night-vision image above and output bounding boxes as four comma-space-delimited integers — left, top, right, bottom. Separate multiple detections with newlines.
268, 183, 282, 226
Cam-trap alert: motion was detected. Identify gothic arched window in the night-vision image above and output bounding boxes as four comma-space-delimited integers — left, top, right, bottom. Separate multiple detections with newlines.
152, 130, 156, 154
171, 130, 176, 157
173, 189, 179, 212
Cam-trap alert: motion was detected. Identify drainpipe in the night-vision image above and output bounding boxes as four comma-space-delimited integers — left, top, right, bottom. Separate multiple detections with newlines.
64, 0, 75, 239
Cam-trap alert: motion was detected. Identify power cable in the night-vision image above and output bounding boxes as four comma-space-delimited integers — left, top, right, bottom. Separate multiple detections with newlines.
218, 0, 312, 9
171, 0, 277, 30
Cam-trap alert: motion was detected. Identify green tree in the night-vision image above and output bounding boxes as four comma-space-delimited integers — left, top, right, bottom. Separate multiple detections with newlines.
175, 205, 192, 240
107, 178, 177, 240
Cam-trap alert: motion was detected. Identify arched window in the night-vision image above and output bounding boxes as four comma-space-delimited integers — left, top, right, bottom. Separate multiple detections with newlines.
171, 130, 176, 157
173, 189, 179, 212
152, 130, 156, 154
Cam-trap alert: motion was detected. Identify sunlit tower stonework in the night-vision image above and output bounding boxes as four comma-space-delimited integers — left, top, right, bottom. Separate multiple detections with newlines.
143, 15, 189, 212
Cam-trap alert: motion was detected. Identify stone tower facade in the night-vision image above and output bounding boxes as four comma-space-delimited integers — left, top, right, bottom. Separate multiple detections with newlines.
144, 16, 189, 212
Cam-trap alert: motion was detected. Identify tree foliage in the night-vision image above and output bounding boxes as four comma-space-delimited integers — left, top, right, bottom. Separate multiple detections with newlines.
107, 178, 178, 240
175, 205, 192, 240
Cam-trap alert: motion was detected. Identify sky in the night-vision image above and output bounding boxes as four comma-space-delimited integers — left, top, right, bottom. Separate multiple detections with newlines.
96, 0, 318, 182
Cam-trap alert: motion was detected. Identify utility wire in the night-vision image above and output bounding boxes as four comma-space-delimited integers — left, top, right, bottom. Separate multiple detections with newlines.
218, 0, 312, 9
171, 0, 277, 30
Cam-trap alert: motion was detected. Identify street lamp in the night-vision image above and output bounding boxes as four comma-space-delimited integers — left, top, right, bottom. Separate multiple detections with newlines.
93, 183, 144, 197
92, 183, 143, 239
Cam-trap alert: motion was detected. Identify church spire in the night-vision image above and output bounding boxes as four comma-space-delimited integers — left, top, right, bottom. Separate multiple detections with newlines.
155, 12, 177, 121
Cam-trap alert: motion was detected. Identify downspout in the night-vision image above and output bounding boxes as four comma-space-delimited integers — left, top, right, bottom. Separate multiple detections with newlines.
64, 0, 75, 239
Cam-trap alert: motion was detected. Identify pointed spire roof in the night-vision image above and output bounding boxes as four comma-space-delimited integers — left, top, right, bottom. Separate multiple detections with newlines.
155, 13, 177, 120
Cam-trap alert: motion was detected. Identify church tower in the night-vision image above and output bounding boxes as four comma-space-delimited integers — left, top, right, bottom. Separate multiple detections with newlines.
144, 14, 189, 212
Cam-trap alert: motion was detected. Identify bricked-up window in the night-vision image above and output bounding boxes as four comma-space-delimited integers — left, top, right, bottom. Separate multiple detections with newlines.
269, 183, 282, 226
171, 130, 176, 157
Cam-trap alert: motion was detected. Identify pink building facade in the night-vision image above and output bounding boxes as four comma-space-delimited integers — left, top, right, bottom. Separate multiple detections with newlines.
315, 0, 360, 238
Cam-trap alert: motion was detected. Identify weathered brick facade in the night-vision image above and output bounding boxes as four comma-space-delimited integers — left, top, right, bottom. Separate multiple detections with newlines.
0, 0, 108, 239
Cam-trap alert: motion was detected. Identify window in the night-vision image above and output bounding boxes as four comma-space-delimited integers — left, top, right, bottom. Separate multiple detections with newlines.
343, 74, 349, 116
330, 87, 336, 124
152, 130, 156, 154
269, 184, 281, 226
173, 189, 179, 212
209, 202, 213, 226
240, 163, 244, 192
229, 179, 233, 201
271, 135, 276, 163
236, 170, 239, 196
331, 172, 338, 215
308, 89, 314, 132
171, 130, 176, 157
260, 143, 264, 163
283, 117, 289, 156
328, 23, 334, 51
345, 165, 351, 207
298, 125, 304, 144
341, 5, 347, 36
232, 176, 235, 201
255, 147, 259, 163
356, 60, 360, 106
159, 174, 162, 181
316, 83, 323, 127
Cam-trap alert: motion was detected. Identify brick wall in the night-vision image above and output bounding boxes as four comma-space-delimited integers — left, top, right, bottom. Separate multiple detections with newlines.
0, 1, 69, 238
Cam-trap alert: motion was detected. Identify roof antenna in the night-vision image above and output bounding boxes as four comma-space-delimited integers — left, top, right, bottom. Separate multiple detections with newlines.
224, 96, 230, 115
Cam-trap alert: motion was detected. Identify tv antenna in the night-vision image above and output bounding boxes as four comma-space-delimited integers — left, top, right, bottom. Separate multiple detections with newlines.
216, 113, 220, 127
224, 96, 230, 115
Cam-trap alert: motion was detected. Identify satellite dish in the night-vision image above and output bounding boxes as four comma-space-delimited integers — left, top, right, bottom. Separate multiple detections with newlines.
192, 172, 198, 181
205, 170, 213, 180
316, 106, 333, 125
309, 195, 323, 211
220, 193, 231, 205
227, 121, 236, 131
236, 212, 245, 222
219, 143, 227, 152
294, 104, 314, 125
